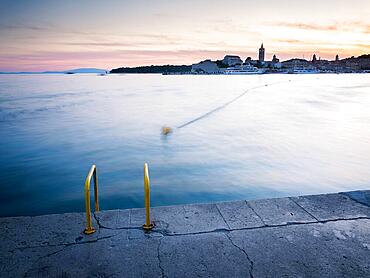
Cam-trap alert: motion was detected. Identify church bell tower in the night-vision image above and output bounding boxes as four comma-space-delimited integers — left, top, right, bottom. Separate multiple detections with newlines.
259, 43, 265, 63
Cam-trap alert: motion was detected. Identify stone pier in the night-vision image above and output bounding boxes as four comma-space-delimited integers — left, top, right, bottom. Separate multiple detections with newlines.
1, 190, 369, 277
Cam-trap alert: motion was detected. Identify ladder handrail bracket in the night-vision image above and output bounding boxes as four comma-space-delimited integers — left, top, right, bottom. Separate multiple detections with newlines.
143, 163, 154, 231
84, 164, 99, 235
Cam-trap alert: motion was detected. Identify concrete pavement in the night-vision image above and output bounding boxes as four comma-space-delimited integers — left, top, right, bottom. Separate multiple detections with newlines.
1, 190, 369, 277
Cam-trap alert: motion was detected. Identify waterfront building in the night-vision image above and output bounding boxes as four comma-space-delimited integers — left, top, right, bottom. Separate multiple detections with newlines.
270, 54, 281, 68
260, 54, 282, 69
248, 59, 259, 67
258, 43, 265, 63
282, 58, 317, 73
245, 57, 252, 63
341, 54, 370, 71
191, 59, 220, 74
222, 55, 243, 66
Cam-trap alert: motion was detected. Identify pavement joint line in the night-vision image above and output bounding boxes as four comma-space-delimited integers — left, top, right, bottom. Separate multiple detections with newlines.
289, 197, 320, 222
215, 203, 231, 230
225, 232, 254, 278
244, 200, 267, 226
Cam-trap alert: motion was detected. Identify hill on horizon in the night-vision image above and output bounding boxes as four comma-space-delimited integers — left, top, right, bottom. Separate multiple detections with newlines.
60, 68, 108, 74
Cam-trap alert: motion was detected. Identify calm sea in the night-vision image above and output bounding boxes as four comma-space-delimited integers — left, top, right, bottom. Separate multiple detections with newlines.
1, 73, 369, 216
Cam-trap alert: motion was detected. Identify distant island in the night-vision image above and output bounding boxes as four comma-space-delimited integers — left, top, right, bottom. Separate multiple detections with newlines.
110, 44, 370, 75
57, 68, 108, 74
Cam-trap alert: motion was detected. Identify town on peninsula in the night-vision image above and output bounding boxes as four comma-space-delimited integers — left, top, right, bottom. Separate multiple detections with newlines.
111, 43, 370, 75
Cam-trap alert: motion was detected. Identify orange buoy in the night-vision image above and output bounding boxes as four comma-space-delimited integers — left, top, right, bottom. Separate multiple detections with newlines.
161, 126, 172, 135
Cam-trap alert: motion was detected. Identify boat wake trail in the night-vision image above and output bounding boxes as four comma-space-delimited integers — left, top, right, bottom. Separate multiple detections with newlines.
176, 81, 285, 130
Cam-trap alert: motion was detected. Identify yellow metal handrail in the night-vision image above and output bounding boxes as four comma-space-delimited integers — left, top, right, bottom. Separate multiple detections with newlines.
84, 164, 99, 234
143, 163, 154, 230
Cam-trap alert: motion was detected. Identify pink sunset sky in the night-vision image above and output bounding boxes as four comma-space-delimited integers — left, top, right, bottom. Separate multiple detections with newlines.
0, 0, 369, 71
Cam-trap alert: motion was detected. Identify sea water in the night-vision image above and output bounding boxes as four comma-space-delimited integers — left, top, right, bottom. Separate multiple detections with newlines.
0, 73, 369, 216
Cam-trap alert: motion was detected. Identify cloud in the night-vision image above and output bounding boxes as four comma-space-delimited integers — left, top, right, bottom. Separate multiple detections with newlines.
274, 22, 338, 31
274, 39, 304, 44
0, 22, 111, 36
268, 21, 370, 33
59, 39, 177, 48
0, 23, 49, 31
272, 38, 370, 49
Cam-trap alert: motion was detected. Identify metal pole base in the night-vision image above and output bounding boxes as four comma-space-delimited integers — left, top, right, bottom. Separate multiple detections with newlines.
143, 223, 154, 231
84, 227, 96, 235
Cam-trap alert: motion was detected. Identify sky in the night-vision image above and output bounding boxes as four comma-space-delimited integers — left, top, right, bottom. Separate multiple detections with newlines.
0, 0, 369, 71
